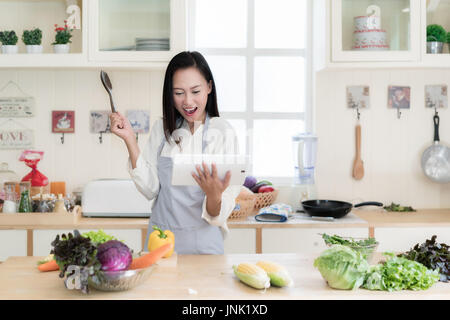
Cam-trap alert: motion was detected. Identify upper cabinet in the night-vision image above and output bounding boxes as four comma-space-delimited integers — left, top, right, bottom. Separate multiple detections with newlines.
331, 0, 421, 62
326, 0, 450, 68
88, 0, 186, 63
0, 0, 187, 69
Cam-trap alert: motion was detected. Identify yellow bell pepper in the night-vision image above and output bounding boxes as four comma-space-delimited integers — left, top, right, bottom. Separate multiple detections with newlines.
148, 225, 175, 258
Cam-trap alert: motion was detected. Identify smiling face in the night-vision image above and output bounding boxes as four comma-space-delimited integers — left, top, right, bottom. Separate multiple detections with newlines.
172, 67, 212, 129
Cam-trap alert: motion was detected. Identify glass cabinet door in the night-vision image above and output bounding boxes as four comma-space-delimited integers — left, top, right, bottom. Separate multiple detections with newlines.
89, 0, 186, 62
331, 0, 420, 62
425, 0, 450, 54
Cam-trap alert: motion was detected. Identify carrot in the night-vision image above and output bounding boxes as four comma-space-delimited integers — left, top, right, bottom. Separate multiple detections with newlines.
129, 243, 174, 270
38, 259, 59, 272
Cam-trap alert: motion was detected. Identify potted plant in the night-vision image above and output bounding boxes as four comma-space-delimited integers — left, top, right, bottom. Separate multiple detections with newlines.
426, 24, 446, 54
0, 30, 18, 54
52, 21, 73, 54
22, 28, 43, 54
447, 32, 450, 53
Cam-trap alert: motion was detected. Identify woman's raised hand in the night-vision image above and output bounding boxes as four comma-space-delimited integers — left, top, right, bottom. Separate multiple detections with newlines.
110, 111, 135, 142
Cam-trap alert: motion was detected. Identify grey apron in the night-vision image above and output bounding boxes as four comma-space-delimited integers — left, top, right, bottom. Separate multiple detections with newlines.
144, 115, 224, 254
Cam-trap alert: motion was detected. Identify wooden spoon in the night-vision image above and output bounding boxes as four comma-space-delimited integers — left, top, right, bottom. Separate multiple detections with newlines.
352, 124, 364, 180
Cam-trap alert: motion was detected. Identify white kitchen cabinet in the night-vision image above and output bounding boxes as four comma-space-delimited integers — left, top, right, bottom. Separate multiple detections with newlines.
262, 228, 369, 254
224, 229, 256, 254
0, 230, 27, 261
330, 0, 421, 63
374, 227, 450, 252
88, 0, 187, 64
33, 229, 142, 257
0, 0, 186, 68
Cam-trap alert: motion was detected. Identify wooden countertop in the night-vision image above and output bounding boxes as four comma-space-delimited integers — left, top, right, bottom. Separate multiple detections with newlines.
0, 253, 449, 300
1, 207, 449, 230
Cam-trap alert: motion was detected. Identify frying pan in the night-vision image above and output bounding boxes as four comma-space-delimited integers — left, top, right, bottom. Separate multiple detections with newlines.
301, 200, 383, 219
421, 114, 450, 183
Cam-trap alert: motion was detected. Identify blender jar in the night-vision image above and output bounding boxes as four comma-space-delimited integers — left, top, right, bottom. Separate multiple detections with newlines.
292, 133, 318, 185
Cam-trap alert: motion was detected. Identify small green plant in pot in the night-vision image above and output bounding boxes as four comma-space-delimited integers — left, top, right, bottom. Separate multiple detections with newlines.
52, 21, 73, 54
22, 28, 43, 54
0, 30, 19, 54
426, 24, 446, 54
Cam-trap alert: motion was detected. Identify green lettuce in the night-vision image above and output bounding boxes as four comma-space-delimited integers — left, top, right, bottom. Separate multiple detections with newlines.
363, 253, 440, 291
314, 245, 369, 290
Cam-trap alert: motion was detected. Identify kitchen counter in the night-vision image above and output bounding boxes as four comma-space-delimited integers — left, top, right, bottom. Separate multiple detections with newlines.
1, 207, 450, 255
0, 253, 448, 300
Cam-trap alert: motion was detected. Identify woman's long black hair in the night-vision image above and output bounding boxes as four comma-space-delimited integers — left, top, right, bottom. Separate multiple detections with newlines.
162, 51, 219, 143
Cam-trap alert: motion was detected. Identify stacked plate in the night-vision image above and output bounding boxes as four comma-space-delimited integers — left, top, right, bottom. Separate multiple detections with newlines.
135, 38, 170, 51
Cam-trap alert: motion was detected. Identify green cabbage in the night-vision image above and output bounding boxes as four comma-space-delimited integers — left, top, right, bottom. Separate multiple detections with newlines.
313, 245, 369, 290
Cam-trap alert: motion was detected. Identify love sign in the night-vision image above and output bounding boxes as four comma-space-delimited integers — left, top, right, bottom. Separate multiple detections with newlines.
0, 129, 34, 149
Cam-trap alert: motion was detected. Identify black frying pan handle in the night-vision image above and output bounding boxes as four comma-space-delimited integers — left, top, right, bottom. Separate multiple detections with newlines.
354, 201, 383, 208
434, 115, 440, 143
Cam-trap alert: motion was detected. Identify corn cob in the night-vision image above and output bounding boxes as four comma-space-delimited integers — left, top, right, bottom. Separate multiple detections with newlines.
233, 262, 270, 289
256, 260, 293, 287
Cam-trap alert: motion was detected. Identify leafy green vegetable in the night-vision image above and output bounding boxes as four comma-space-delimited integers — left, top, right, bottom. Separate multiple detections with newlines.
383, 202, 416, 212
314, 245, 369, 290
363, 253, 439, 291
50, 230, 101, 294
82, 229, 119, 245
399, 235, 450, 282
322, 234, 377, 247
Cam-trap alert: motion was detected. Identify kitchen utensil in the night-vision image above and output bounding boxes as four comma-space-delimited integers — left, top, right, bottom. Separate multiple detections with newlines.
292, 133, 317, 184
352, 124, 364, 180
421, 114, 450, 183
301, 200, 383, 219
100, 70, 117, 113
321, 235, 379, 262
88, 264, 156, 291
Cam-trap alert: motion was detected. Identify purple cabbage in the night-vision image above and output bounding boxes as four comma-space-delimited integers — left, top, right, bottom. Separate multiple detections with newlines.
243, 176, 257, 189
96, 240, 132, 271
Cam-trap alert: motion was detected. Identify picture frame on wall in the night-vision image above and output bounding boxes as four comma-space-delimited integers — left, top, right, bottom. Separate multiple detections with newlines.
52, 110, 75, 133
89, 110, 111, 133
425, 85, 448, 109
388, 86, 411, 109
347, 86, 370, 109
126, 110, 150, 134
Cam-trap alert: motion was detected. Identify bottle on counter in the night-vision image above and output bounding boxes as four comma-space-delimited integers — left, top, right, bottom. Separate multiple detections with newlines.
53, 193, 68, 213
18, 181, 32, 213
2, 182, 18, 213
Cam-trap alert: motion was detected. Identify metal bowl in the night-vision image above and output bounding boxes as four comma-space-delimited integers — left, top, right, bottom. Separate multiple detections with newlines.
88, 264, 157, 291
324, 237, 379, 262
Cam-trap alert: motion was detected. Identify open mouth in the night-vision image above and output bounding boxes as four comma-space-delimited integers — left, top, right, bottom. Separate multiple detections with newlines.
183, 107, 198, 116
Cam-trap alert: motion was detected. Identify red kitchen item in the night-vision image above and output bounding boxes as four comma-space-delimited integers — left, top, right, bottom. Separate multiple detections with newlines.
19, 150, 49, 187
258, 185, 274, 193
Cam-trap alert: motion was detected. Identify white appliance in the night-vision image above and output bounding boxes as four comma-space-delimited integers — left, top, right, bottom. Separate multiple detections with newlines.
82, 179, 151, 217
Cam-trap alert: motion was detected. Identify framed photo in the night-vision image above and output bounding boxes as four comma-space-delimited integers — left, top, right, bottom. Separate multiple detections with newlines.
347, 86, 370, 109
388, 86, 410, 109
127, 110, 150, 134
89, 110, 111, 133
52, 110, 75, 133
425, 85, 448, 109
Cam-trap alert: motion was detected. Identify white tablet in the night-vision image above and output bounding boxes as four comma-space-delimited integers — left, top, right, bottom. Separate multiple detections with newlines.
171, 154, 250, 186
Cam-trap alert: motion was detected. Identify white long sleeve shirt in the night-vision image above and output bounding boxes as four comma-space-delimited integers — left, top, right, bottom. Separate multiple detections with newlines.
127, 116, 244, 236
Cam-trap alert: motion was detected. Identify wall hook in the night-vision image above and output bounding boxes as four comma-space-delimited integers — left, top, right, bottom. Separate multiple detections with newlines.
434, 107, 439, 116
356, 107, 361, 120
99, 132, 103, 144
60, 133, 65, 144
397, 107, 402, 119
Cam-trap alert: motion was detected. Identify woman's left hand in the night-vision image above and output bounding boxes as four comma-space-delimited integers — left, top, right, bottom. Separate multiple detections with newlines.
192, 162, 231, 200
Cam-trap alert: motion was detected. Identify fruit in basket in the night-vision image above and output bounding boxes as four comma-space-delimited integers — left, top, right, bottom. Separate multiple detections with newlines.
258, 186, 274, 193
97, 240, 132, 271
243, 176, 257, 189
251, 182, 268, 193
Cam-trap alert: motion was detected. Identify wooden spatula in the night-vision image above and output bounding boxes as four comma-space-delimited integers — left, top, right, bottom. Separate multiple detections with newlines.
352, 124, 364, 180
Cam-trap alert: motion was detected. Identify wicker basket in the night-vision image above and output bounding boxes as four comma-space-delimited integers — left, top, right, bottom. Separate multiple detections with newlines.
228, 193, 257, 220
254, 189, 279, 210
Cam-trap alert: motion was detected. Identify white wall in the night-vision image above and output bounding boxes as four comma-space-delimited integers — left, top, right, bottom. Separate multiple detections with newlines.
315, 69, 450, 208
0, 69, 165, 194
